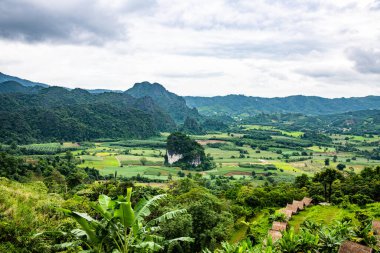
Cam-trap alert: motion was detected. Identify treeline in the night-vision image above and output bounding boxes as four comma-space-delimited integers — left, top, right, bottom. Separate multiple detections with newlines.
242, 110, 380, 135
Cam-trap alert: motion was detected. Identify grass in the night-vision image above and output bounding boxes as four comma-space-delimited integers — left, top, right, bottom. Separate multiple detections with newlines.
0, 177, 73, 251
271, 161, 303, 173
100, 165, 183, 179
288, 205, 356, 231
241, 124, 304, 137
79, 155, 119, 169
307, 146, 336, 153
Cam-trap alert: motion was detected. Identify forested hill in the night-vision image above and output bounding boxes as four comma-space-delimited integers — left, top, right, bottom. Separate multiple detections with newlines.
0, 81, 44, 94
184, 95, 380, 116
125, 81, 201, 122
0, 86, 176, 144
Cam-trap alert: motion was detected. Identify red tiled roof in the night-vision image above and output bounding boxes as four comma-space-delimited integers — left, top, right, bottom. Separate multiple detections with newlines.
338, 241, 372, 253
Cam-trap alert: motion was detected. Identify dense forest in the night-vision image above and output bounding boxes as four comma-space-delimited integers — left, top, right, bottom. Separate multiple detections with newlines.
0, 85, 176, 144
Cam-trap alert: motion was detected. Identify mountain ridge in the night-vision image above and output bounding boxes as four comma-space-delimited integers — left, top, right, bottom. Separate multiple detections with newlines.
1, 72, 379, 117
125, 81, 201, 123
184, 95, 380, 116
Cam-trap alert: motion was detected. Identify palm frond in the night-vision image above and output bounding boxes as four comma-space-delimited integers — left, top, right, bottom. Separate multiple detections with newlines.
150, 209, 187, 225
134, 194, 167, 222
167, 237, 195, 244
135, 241, 164, 251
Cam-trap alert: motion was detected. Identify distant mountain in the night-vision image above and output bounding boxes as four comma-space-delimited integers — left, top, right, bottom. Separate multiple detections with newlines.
125, 81, 201, 123
0, 81, 44, 94
0, 72, 122, 94
184, 95, 380, 116
0, 72, 49, 87
88, 89, 123, 94
0, 87, 176, 144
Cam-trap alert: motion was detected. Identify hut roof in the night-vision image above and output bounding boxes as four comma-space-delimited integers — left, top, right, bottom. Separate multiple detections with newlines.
279, 209, 293, 220
302, 197, 313, 206
338, 241, 372, 253
268, 229, 282, 242
286, 203, 298, 214
373, 220, 380, 235
272, 221, 287, 231
292, 200, 304, 210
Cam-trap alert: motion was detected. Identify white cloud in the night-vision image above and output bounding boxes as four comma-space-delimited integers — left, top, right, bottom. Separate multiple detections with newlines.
0, 0, 379, 97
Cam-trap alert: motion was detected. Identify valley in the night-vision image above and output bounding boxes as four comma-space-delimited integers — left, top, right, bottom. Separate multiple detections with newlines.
0, 73, 380, 252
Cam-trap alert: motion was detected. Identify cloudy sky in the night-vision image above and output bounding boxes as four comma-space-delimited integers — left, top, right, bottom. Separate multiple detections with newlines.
1, 0, 380, 97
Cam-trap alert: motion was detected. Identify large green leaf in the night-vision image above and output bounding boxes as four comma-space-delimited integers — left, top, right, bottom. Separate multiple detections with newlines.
134, 194, 167, 222
98, 194, 112, 212
69, 211, 99, 244
114, 202, 135, 228
151, 209, 187, 225
94, 195, 113, 220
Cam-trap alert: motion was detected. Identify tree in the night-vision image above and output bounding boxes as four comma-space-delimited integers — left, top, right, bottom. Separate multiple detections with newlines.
140, 157, 148, 166
336, 163, 346, 171
65, 150, 74, 162
324, 158, 330, 166
295, 174, 310, 188
315, 168, 343, 202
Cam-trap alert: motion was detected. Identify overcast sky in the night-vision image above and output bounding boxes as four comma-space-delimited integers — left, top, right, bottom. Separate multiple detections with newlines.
1, 0, 380, 97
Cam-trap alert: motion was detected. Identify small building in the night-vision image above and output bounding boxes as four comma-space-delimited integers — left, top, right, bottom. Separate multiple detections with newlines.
272, 221, 287, 231
293, 200, 304, 210
302, 197, 313, 207
338, 241, 372, 253
372, 220, 380, 235
286, 203, 299, 214
268, 229, 282, 242
279, 209, 293, 220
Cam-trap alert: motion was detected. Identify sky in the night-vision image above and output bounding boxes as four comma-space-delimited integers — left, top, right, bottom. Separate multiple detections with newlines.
0, 0, 380, 98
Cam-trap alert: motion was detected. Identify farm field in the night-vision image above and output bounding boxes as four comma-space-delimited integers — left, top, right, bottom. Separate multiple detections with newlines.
14, 123, 380, 185
41, 124, 377, 184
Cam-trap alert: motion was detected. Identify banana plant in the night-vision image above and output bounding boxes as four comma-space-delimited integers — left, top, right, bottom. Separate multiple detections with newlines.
62, 187, 193, 253
277, 227, 302, 253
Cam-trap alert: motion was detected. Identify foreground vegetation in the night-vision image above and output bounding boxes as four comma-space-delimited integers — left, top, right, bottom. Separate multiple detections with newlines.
1, 111, 380, 252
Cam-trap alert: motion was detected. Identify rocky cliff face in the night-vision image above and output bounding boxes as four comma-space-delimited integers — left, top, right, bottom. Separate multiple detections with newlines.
166, 151, 201, 166
166, 151, 183, 165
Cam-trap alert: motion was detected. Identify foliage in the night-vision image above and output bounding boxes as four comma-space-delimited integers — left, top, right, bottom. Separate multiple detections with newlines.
0, 87, 177, 144
58, 188, 193, 252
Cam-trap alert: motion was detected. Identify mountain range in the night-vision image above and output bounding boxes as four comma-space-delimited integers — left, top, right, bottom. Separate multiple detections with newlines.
0, 72, 379, 143
184, 95, 380, 116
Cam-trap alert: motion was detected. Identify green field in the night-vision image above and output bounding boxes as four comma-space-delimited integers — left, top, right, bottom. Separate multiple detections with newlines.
64, 126, 380, 183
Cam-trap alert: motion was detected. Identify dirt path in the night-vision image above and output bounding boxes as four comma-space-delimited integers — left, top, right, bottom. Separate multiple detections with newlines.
115, 156, 121, 166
